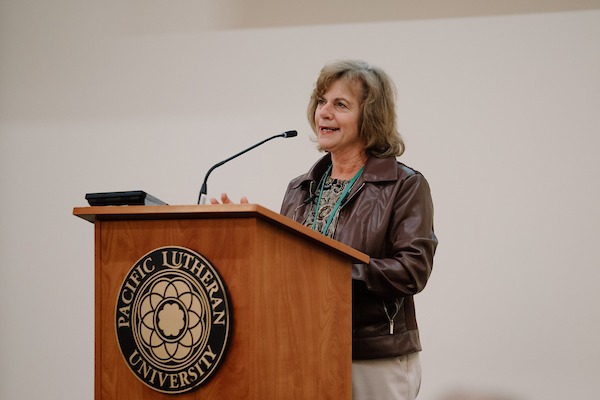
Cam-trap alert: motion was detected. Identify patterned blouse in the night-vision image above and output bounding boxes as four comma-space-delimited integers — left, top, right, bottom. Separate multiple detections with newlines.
303, 176, 350, 238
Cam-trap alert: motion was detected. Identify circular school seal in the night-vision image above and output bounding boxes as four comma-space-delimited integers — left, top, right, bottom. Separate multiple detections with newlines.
115, 246, 232, 394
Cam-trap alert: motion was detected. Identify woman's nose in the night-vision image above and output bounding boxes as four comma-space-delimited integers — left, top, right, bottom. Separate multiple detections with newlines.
318, 103, 333, 119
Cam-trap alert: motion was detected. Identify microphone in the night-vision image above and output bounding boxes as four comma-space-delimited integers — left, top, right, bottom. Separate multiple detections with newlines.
197, 130, 298, 204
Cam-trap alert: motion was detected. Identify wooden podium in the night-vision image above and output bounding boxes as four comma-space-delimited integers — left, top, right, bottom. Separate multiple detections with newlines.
73, 204, 368, 400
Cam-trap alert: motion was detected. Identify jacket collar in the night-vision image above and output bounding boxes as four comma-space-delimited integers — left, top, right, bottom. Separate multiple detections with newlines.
294, 153, 399, 188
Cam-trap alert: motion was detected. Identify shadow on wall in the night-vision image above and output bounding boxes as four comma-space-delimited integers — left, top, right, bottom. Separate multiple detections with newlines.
436, 389, 524, 400
117, 0, 600, 34
233, 0, 600, 28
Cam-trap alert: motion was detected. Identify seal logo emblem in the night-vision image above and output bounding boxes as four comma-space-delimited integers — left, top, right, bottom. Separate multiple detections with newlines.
115, 246, 232, 394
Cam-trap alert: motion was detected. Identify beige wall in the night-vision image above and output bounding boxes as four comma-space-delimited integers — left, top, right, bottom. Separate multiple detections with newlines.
1, 2, 600, 399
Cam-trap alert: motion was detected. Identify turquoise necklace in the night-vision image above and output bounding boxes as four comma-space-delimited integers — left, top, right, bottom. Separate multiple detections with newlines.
311, 164, 365, 236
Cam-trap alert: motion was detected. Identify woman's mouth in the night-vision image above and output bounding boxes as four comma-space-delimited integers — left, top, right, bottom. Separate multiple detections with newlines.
320, 126, 339, 134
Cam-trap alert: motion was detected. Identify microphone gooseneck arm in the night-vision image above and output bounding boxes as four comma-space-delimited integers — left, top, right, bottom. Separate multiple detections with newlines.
197, 130, 298, 204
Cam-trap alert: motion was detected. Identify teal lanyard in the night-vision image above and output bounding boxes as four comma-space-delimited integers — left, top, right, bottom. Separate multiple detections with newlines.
311, 164, 365, 236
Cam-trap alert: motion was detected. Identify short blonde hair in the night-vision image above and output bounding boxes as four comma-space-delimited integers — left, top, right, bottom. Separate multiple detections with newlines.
307, 59, 405, 158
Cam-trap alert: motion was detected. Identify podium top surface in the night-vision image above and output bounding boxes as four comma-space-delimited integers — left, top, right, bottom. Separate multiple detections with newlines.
73, 203, 369, 264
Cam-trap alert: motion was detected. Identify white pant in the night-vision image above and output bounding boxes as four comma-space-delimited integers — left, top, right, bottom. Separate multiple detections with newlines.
352, 352, 422, 400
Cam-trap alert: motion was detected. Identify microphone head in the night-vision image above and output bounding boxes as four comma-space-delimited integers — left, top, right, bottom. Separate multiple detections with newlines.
283, 130, 298, 138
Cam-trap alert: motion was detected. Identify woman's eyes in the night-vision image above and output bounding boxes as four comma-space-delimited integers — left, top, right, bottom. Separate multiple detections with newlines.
317, 98, 348, 108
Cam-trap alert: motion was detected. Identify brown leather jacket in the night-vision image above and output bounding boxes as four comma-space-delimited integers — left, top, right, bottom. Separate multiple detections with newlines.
280, 154, 438, 359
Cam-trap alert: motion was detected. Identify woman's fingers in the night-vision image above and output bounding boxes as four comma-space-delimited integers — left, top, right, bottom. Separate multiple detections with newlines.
209, 193, 248, 204
220, 193, 232, 203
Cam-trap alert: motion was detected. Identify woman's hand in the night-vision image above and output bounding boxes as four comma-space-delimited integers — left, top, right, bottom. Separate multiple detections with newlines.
209, 193, 249, 204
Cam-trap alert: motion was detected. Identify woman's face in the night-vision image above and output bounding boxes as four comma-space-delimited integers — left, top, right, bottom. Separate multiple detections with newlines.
314, 79, 364, 156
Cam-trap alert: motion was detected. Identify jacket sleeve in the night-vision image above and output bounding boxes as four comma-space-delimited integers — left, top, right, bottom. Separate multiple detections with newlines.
352, 173, 438, 298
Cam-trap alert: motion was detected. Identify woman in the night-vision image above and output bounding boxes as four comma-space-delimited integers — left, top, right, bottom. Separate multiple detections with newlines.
212, 59, 437, 399
279, 59, 437, 400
